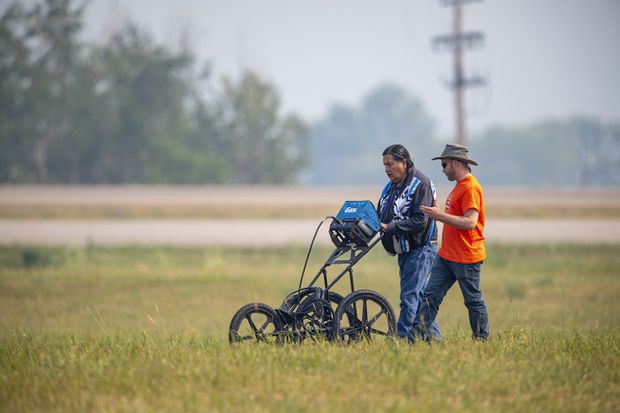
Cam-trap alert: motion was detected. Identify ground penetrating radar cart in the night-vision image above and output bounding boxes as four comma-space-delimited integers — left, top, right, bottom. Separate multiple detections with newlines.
228, 200, 396, 344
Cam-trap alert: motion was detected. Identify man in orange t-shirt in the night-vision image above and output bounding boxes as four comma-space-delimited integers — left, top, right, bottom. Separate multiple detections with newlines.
412, 144, 489, 340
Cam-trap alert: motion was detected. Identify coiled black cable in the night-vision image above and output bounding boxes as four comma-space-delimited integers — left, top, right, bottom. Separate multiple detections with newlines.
296, 216, 341, 295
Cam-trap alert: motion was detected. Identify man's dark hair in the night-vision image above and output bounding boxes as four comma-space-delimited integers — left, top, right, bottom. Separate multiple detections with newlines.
382, 144, 414, 170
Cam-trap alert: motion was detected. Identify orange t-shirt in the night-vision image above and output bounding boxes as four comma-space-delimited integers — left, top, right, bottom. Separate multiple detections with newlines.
438, 175, 486, 264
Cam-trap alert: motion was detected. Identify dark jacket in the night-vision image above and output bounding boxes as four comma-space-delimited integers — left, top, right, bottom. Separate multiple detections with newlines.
377, 167, 438, 255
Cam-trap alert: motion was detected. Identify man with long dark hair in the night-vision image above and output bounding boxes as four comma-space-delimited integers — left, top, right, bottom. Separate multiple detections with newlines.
378, 144, 441, 340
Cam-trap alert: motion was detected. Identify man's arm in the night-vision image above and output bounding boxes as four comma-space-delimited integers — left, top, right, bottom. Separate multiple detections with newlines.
419, 205, 478, 231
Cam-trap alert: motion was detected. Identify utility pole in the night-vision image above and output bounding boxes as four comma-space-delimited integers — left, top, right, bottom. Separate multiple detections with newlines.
433, 0, 486, 146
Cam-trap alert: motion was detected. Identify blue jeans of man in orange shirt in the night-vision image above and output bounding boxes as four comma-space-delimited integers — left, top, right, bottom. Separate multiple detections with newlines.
414, 256, 489, 340
397, 243, 441, 340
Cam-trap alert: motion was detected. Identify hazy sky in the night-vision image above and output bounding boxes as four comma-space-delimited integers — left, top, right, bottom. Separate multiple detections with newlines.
66, 0, 620, 136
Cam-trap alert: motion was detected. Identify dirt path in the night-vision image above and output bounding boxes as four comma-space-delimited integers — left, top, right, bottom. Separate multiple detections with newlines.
2, 185, 620, 207
1, 218, 619, 246
2, 186, 619, 246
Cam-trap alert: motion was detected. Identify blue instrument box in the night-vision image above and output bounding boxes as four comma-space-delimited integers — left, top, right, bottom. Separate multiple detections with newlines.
329, 200, 381, 247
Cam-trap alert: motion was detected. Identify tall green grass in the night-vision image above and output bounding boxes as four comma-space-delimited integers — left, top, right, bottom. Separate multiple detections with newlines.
0, 244, 619, 412
1, 329, 617, 412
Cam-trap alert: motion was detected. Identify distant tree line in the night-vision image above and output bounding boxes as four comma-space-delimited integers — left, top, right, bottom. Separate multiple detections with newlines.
470, 118, 620, 186
0, 0, 308, 184
307, 84, 435, 185
2, 0, 618, 186
308, 89, 620, 186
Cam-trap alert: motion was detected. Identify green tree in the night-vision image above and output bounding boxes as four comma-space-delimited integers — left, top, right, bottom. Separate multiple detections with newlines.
308, 84, 435, 184
469, 118, 620, 186
87, 25, 197, 183
0, 2, 31, 182
0, 1, 308, 185
214, 71, 308, 184
0, 0, 84, 183
0, 1, 229, 184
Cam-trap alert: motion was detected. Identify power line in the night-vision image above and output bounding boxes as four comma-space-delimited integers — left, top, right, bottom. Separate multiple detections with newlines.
432, 0, 486, 146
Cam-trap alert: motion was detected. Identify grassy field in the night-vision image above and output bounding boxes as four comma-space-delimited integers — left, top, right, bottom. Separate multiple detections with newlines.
1, 243, 619, 412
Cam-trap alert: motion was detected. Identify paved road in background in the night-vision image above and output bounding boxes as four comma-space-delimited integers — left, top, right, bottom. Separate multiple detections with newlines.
2, 219, 619, 246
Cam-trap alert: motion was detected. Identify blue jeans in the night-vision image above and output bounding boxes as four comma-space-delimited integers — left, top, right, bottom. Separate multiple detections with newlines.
414, 256, 489, 340
397, 243, 441, 340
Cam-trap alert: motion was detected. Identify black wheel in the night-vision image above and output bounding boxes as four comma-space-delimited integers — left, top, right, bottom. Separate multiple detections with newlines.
279, 288, 346, 342
333, 289, 396, 343
229, 303, 283, 344
281, 287, 344, 314
295, 296, 335, 340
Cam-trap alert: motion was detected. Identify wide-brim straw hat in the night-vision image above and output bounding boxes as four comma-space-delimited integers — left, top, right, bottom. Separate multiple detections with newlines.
431, 143, 478, 166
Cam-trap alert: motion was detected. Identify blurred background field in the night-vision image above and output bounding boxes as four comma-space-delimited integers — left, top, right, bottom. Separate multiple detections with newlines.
2, 185, 620, 219
1, 243, 619, 337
